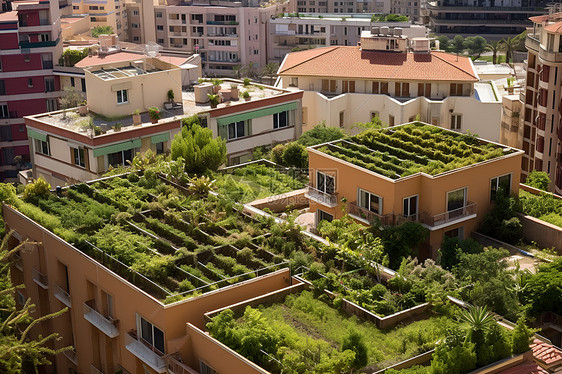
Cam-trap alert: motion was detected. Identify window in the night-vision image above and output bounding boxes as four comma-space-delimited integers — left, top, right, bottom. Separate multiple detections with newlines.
388, 115, 395, 127
133, 10, 139, 15
108, 148, 134, 167
490, 174, 511, 201
418, 83, 431, 97
35, 138, 50, 155
358, 188, 382, 215
27, 78, 33, 88
317, 209, 334, 224
0, 105, 8, 118
139, 316, 165, 355
39, 33, 50, 42
45, 77, 55, 92
70, 77, 75, 87
0, 126, 11, 141
133, 37, 140, 42
158, 38, 164, 44
200, 361, 218, 374
403, 195, 418, 218
342, 80, 355, 93
81, 78, 86, 92
316, 171, 335, 194
156, 12, 163, 18
380, 82, 389, 95
447, 187, 466, 218
41, 53, 53, 69
157, 25, 163, 31
72, 147, 85, 168
227, 120, 250, 140
449, 83, 463, 96
290, 77, 298, 87
273, 111, 289, 129
116, 89, 128, 104
451, 114, 461, 130
46, 99, 57, 112
339, 111, 344, 128
444, 227, 464, 240
155, 142, 164, 154
131, 23, 139, 28
0, 79, 6, 94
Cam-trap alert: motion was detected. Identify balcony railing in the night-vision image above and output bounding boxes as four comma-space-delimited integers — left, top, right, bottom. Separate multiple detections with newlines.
539, 48, 562, 63
53, 283, 71, 308
19, 37, 60, 49
125, 331, 166, 373
348, 201, 393, 226
165, 353, 199, 374
305, 184, 338, 207
32, 268, 49, 289
83, 299, 119, 338
63, 348, 78, 365
419, 202, 477, 227
207, 20, 239, 25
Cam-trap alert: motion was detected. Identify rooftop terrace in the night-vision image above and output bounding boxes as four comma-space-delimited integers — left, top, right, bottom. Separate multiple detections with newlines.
11, 172, 290, 304
312, 122, 518, 180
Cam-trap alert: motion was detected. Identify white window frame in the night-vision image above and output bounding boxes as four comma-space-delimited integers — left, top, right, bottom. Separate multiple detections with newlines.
403, 194, 418, 218
116, 89, 128, 104
316, 209, 334, 225
451, 114, 462, 130
357, 188, 382, 215
227, 120, 247, 140
273, 110, 290, 129
490, 173, 512, 201
316, 171, 335, 194
72, 147, 85, 168
0, 104, 8, 118
35, 138, 50, 156
137, 314, 165, 355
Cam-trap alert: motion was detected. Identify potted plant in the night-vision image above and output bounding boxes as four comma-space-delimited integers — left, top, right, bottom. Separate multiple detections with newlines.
241, 91, 251, 101
243, 78, 251, 87
114, 122, 122, 132
208, 93, 220, 109
79, 101, 88, 116
212, 79, 223, 94
230, 83, 239, 99
148, 107, 161, 123
167, 89, 175, 103
132, 109, 141, 125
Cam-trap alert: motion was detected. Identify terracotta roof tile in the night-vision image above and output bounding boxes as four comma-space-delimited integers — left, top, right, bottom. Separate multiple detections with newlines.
278, 46, 478, 82
497, 362, 548, 374
531, 341, 562, 365
545, 21, 562, 33
75, 52, 145, 68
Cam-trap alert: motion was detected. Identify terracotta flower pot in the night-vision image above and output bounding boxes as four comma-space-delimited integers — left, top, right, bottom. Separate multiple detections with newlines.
132, 114, 141, 125
79, 105, 88, 116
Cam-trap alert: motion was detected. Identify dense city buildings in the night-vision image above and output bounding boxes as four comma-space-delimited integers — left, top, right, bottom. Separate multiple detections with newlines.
521, 12, 562, 193
71, 0, 128, 40
0, 0, 63, 182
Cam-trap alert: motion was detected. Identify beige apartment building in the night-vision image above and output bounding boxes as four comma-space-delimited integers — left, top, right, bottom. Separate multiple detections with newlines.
268, 15, 427, 63
306, 122, 524, 258
294, 0, 390, 15
276, 29, 505, 142
126, 0, 293, 76
71, 0, 128, 40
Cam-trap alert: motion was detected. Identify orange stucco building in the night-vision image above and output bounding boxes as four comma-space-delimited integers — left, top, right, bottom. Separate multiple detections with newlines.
306, 122, 524, 258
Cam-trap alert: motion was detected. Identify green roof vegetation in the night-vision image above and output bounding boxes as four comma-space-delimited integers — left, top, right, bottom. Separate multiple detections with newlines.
317, 122, 514, 179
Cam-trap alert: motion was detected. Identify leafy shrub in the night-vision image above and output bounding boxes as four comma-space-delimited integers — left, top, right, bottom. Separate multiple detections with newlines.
23, 178, 51, 200
271, 144, 286, 164
511, 318, 532, 354
297, 123, 345, 147
341, 329, 368, 369
171, 124, 226, 174
524, 170, 550, 191
281, 143, 308, 168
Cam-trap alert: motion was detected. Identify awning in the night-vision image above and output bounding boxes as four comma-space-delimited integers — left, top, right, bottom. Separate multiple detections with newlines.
93, 138, 141, 157
27, 128, 47, 142
216, 102, 298, 126
151, 132, 169, 144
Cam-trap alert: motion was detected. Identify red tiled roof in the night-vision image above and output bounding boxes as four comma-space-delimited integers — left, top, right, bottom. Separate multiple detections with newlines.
530, 14, 550, 23
278, 46, 478, 82
545, 21, 562, 33
497, 362, 548, 374
75, 52, 145, 68
531, 340, 562, 365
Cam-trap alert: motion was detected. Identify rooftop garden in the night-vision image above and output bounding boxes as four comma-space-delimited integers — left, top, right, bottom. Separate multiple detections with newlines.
9, 172, 288, 304
207, 290, 456, 373
316, 122, 515, 179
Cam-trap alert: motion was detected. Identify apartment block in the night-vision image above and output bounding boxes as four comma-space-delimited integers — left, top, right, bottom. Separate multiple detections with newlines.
276, 29, 505, 142
0, 0, 63, 182
126, 0, 292, 76
426, 0, 548, 38
521, 13, 562, 193
306, 122, 524, 258
71, 0, 127, 40
294, 0, 391, 14
268, 15, 427, 62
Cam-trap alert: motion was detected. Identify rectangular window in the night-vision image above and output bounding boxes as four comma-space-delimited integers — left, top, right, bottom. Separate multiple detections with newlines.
227, 120, 250, 140
389, 115, 395, 127
0, 126, 12, 141
156, 142, 164, 154
0, 105, 8, 118
81, 78, 86, 92
70, 77, 75, 87
273, 111, 289, 129
27, 78, 33, 87
46, 99, 57, 112
45, 77, 55, 92
451, 114, 462, 130
339, 111, 344, 128
116, 89, 128, 104
133, 10, 139, 15
403, 195, 418, 218
139, 316, 165, 355
372, 81, 379, 94
358, 188, 382, 215
490, 174, 511, 201
35, 138, 50, 155
41, 53, 53, 69
200, 362, 218, 374
447, 187, 466, 217
317, 209, 334, 224
380, 82, 389, 95
316, 171, 335, 194
156, 12, 163, 18
72, 147, 85, 168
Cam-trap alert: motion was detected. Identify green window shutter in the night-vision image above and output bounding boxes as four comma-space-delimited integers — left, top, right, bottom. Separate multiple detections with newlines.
93, 139, 141, 157
27, 128, 47, 142
215, 102, 298, 126
151, 133, 170, 144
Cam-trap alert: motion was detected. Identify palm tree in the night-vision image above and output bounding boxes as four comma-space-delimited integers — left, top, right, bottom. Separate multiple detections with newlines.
485, 40, 502, 64
232, 65, 243, 79
460, 304, 495, 332
243, 62, 257, 79
261, 62, 279, 84
500, 37, 518, 67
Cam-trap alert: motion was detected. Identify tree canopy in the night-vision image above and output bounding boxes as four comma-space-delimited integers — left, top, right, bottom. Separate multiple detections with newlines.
91, 25, 114, 37
171, 124, 226, 174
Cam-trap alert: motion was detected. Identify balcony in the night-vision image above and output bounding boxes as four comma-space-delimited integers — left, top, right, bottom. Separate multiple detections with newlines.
32, 268, 48, 289
539, 48, 562, 63
19, 37, 60, 49
526, 35, 540, 52
207, 20, 239, 25
90, 364, 104, 374
305, 185, 338, 208
13, 252, 23, 271
125, 331, 166, 373
419, 202, 477, 229
165, 353, 199, 374
83, 299, 119, 338
348, 201, 393, 226
63, 348, 78, 365
53, 283, 71, 308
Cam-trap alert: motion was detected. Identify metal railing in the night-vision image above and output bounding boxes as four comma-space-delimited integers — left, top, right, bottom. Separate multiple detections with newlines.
419, 202, 477, 227
348, 201, 393, 226
32, 267, 49, 289
305, 184, 338, 207
83, 299, 119, 338
165, 353, 199, 374
53, 283, 71, 308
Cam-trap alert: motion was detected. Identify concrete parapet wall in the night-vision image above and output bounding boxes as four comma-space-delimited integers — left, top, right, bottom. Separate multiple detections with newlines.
518, 214, 562, 255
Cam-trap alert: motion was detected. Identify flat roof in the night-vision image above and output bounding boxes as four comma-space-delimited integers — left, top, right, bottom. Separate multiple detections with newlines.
311, 122, 519, 180
0, 11, 18, 22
